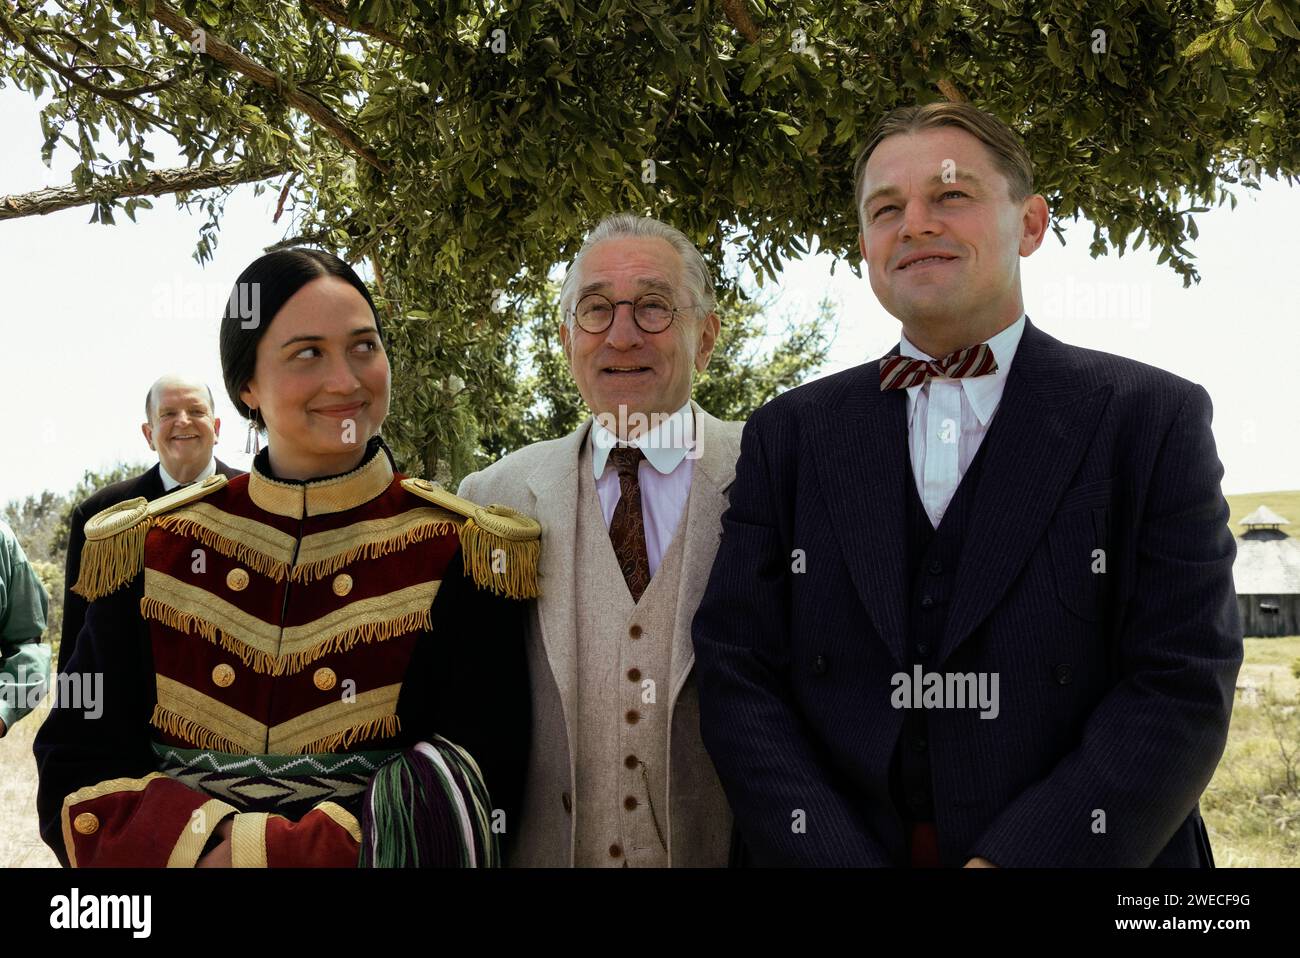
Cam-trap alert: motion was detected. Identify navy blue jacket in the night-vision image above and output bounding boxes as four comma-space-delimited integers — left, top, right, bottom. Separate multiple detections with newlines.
692, 318, 1242, 867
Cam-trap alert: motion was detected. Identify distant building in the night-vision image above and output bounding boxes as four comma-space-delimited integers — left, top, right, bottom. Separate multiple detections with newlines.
1232, 506, 1300, 637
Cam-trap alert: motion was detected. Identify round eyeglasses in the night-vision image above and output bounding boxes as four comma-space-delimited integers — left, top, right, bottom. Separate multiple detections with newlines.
571, 293, 704, 334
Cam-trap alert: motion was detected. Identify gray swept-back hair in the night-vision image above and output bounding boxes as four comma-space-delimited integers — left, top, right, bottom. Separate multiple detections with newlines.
558, 214, 717, 328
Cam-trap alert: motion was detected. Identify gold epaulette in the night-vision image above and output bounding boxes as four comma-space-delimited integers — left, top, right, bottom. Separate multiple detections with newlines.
401, 478, 541, 600
72, 474, 230, 602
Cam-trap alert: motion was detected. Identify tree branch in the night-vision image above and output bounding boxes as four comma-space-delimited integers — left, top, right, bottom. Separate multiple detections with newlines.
0, 159, 290, 220
300, 0, 416, 52
720, 0, 760, 43
264, 231, 331, 252
273, 170, 298, 223
150, 2, 390, 174
0, 11, 178, 101
936, 77, 967, 102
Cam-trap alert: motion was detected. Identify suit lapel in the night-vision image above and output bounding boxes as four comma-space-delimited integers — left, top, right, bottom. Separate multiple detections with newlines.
141, 464, 165, 500
936, 318, 1114, 664
668, 403, 739, 707
526, 422, 588, 743
811, 362, 911, 666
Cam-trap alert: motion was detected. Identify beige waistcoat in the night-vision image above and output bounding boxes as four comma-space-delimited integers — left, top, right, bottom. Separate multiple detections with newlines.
573, 440, 688, 866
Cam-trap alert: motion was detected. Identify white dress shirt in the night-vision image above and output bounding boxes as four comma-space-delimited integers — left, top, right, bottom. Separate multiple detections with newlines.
902, 314, 1026, 528
590, 400, 695, 578
158, 456, 217, 492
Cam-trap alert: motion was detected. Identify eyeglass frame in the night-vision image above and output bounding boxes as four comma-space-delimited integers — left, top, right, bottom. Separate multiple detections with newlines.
568, 292, 707, 335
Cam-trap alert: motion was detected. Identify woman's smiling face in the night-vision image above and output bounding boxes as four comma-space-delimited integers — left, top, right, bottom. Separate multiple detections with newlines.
239, 275, 390, 479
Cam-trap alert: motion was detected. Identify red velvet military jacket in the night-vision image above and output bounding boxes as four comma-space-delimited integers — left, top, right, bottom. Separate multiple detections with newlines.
35, 440, 538, 868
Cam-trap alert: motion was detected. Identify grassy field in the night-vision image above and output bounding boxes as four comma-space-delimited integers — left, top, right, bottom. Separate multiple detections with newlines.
1201, 636, 1300, 867
1225, 490, 1300, 533
0, 696, 58, 867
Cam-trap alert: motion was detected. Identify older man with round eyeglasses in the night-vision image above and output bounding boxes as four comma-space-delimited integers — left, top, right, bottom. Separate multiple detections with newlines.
460, 213, 743, 867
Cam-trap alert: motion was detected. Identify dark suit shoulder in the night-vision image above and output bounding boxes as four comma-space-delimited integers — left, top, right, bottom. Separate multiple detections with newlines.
749, 363, 874, 425
76, 467, 161, 517
1034, 328, 1202, 411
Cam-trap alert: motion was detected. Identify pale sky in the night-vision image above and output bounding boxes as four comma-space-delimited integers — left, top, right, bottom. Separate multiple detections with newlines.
1, 87, 1297, 506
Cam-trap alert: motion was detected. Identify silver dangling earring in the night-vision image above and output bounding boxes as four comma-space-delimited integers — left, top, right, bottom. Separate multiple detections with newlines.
245, 409, 262, 455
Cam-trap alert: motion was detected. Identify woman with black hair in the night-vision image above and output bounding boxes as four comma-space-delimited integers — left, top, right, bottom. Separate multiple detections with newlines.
35, 248, 536, 868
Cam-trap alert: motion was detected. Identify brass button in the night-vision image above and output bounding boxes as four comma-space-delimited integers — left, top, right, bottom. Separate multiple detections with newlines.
625, 709, 639, 725
609, 843, 623, 858
629, 625, 642, 639
211, 664, 236, 688
314, 667, 337, 691
627, 667, 641, 682
226, 568, 249, 592
73, 812, 99, 835
623, 796, 638, 811
332, 574, 353, 597
624, 754, 638, 769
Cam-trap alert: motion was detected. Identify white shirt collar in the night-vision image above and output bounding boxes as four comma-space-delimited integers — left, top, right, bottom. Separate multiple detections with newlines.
899, 313, 1027, 426
159, 456, 217, 492
590, 400, 695, 480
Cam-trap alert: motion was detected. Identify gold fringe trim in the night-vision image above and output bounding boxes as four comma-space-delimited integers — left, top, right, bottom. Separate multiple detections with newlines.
462, 519, 542, 600
292, 520, 459, 583
71, 520, 149, 601
291, 713, 400, 755
140, 595, 433, 676
152, 514, 289, 582
280, 607, 432, 674
152, 513, 461, 584
151, 703, 249, 755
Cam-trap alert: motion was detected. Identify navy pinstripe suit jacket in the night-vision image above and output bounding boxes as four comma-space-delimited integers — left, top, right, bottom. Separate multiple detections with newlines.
692, 317, 1242, 867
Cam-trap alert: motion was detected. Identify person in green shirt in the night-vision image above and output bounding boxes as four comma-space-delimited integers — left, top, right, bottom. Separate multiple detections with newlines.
0, 518, 51, 736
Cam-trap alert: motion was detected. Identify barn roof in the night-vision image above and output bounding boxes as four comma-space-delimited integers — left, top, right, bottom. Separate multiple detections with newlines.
1241, 505, 1290, 527
1233, 534, 1300, 595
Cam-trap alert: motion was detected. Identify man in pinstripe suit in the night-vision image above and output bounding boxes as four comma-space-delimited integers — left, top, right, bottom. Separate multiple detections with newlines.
692, 102, 1242, 867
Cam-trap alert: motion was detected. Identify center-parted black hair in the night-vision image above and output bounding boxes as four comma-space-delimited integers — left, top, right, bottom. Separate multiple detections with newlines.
219, 248, 384, 420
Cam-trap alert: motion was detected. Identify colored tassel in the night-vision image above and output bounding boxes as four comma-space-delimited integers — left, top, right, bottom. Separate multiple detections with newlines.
359, 737, 499, 868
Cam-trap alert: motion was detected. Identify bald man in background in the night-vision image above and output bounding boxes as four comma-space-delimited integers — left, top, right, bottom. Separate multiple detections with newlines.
58, 376, 244, 672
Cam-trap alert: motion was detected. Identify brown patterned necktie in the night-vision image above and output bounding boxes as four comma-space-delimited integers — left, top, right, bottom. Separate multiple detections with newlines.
878, 342, 998, 391
607, 446, 651, 602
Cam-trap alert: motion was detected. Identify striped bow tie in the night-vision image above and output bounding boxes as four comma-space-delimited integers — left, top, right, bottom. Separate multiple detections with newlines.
878, 342, 998, 391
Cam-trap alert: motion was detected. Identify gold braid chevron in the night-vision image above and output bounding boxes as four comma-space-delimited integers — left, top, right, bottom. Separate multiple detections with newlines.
150, 676, 402, 754
151, 504, 460, 584
141, 569, 442, 675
